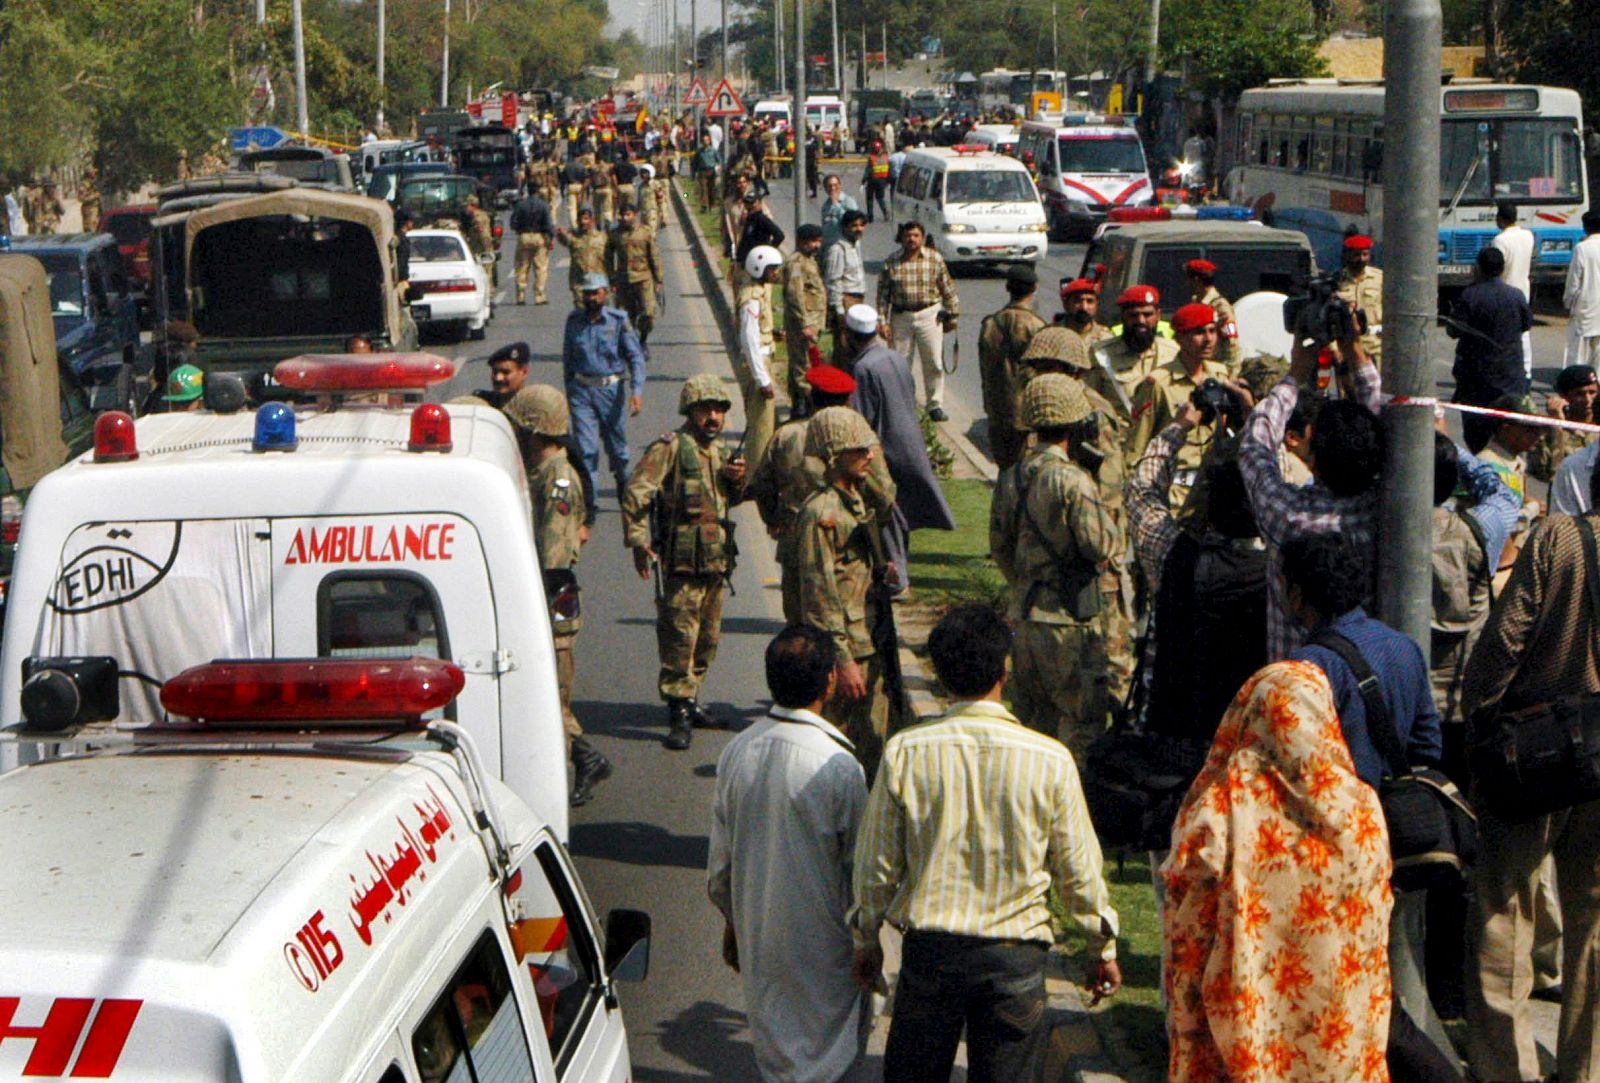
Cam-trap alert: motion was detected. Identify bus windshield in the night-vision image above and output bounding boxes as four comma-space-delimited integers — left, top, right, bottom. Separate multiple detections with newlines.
1440, 117, 1583, 204
1059, 136, 1145, 174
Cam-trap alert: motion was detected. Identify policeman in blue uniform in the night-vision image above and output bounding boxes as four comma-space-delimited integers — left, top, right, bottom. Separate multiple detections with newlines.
562, 271, 647, 519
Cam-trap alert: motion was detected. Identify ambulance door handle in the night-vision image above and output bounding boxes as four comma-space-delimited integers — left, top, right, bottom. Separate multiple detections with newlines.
457, 649, 518, 675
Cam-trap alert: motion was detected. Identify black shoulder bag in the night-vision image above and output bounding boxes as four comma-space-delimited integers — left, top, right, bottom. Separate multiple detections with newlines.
1469, 516, 1600, 823
1312, 630, 1478, 893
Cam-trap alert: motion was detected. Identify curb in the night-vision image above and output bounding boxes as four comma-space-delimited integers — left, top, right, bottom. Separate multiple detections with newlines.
672, 175, 1125, 1083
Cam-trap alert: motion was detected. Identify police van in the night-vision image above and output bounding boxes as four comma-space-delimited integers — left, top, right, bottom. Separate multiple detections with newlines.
1017, 114, 1154, 239
0, 654, 650, 1081
0, 353, 572, 839
892, 146, 1049, 267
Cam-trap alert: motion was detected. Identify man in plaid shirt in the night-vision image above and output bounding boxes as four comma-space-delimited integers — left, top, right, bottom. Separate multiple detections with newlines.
1239, 331, 1385, 658
876, 221, 960, 420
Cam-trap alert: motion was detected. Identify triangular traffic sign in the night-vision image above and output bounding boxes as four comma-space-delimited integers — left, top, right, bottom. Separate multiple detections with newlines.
705, 79, 746, 118
684, 78, 711, 107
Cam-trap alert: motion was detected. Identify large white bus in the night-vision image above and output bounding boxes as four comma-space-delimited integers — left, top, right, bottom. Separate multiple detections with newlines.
1225, 80, 1588, 285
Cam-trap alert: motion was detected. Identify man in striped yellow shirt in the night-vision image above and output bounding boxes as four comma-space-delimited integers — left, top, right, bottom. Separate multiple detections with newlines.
850, 603, 1121, 1082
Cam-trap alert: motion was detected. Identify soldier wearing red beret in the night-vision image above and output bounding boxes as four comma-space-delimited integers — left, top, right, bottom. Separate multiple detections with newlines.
1185, 258, 1241, 371
1127, 302, 1237, 511
1082, 284, 1178, 421
1056, 277, 1114, 347
1337, 233, 1384, 369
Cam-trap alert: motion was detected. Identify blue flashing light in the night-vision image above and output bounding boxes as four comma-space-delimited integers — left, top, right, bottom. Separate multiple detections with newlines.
253, 402, 298, 452
1195, 205, 1255, 222
0, 235, 10, 250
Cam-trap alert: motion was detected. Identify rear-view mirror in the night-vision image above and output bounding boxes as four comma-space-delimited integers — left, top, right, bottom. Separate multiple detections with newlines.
604, 908, 651, 982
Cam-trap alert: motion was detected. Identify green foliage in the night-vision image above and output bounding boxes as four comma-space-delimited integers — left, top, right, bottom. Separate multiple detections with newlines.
1500, 0, 1600, 112
1165, 0, 1328, 105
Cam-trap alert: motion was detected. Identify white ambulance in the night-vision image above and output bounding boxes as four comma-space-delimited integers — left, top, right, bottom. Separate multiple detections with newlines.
0, 353, 572, 839
0, 654, 650, 1082
892, 146, 1049, 267
1017, 114, 1154, 239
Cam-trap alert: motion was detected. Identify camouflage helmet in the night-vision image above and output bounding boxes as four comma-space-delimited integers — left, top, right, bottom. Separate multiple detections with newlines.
804, 406, 877, 461
679, 372, 733, 414
1020, 326, 1090, 372
504, 384, 569, 437
1019, 374, 1093, 430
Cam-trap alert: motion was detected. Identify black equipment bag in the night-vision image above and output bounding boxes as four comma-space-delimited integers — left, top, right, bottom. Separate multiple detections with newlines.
1469, 516, 1600, 823
1312, 630, 1478, 893
1082, 727, 1202, 851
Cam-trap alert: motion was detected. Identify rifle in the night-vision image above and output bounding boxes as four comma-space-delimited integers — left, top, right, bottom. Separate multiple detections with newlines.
857, 519, 905, 713
1091, 342, 1134, 418
719, 430, 748, 595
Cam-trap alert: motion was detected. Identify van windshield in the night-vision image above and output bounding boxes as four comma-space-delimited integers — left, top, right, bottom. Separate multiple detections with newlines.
1059, 135, 1146, 174
944, 170, 1035, 203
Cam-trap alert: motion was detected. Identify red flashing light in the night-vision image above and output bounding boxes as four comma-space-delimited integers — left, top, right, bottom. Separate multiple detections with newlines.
1106, 207, 1171, 223
273, 353, 456, 392
93, 411, 139, 463
160, 657, 465, 726
950, 144, 987, 154
409, 403, 453, 452
492, 224, 504, 240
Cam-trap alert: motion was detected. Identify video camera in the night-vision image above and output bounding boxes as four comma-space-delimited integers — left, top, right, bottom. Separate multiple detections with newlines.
1191, 378, 1245, 431
1281, 272, 1368, 348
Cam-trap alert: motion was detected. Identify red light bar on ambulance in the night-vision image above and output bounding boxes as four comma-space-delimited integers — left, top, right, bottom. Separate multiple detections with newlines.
273, 353, 456, 392
160, 657, 466, 727
1107, 207, 1171, 223
93, 411, 139, 463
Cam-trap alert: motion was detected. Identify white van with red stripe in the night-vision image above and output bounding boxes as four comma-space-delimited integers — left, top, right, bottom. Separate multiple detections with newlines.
0, 656, 650, 1083
0, 353, 572, 841
1019, 115, 1153, 240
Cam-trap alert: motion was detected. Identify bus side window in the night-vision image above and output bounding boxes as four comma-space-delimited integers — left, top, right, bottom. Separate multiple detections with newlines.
1362, 139, 1384, 184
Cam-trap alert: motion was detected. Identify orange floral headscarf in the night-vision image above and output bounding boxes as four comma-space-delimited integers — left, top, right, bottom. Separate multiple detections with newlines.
1160, 661, 1393, 1083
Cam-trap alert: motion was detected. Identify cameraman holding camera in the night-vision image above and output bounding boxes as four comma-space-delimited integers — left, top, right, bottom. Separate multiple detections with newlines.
1128, 303, 1244, 514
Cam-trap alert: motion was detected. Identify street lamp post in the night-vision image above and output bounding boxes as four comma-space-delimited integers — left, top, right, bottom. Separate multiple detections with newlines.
793, 0, 806, 237
376, 0, 386, 134
441, 0, 451, 108
291, 0, 309, 137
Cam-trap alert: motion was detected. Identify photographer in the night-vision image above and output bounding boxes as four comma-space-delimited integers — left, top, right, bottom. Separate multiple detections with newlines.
1239, 308, 1383, 658
1127, 303, 1244, 513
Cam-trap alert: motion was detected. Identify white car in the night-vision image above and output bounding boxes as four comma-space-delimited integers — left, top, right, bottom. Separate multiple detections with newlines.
407, 228, 492, 341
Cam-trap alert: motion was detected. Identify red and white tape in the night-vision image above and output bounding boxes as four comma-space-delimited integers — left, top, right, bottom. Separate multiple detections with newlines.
1385, 395, 1600, 436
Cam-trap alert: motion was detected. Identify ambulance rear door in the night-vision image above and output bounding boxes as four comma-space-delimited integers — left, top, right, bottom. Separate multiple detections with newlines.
269, 512, 506, 775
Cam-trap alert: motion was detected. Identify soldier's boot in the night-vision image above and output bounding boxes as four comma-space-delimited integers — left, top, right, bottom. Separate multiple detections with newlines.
688, 699, 720, 729
664, 698, 693, 751
569, 737, 613, 806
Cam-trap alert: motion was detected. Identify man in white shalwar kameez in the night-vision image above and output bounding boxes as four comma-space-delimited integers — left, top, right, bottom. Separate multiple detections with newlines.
708, 625, 870, 1083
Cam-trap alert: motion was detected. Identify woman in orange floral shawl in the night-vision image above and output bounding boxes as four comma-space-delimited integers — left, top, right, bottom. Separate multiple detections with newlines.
1161, 660, 1394, 1083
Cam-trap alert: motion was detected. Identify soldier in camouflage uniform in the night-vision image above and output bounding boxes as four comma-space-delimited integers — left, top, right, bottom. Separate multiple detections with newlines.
604, 202, 663, 347
621, 374, 749, 750
556, 207, 608, 308
780, 224, 829, 417
988, 375, 1117, 764
1014, 327, 1137, 708
28, 181, 63, 236
792, 406, 896, 776
463, 194, 498, 288
589, 155, 617, 228
978, 264, 1049, 469
78, 167, 101, 234
503, 385, 613, 806
637, 164, 662, 233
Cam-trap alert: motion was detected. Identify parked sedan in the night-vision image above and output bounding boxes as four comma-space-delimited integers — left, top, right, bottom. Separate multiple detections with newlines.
405, 228, 491, 341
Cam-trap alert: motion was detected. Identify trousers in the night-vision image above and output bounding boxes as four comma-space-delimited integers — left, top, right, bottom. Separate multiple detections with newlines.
1566, 324, 1600, 366
890, 304, 946, 409
615, 279, 658, 344
1465, 796, 1600, 1083
567, 379, 631, 517
515, 232, 549, 302
554, 633, 582, 741
736, 356, 777, 470
655, 573, 726, 701
883, 932, 1049, 1083
821, 651, 892, 783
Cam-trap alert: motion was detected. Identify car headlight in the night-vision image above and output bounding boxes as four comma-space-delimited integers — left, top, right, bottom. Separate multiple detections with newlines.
1023, 222, 1048, 233
1541, 238, 1573, 254
946, 223, 976, 234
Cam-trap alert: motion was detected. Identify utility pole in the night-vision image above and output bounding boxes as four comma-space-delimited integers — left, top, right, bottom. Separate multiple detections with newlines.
1377, 0, 1441, 650
1051, 1, 1058, 81
721, 0, 728, 81
776, 0, 786, 94
881, 22, 887, 85
291, 0, 309, 137
1143, 0, 1160, 88
441, 0, 451, 108
376, 0, 386, 134
794, 0, 807, 237
673, 0, 681, 116
830, 0, 840, 92
256, 0, 265, 24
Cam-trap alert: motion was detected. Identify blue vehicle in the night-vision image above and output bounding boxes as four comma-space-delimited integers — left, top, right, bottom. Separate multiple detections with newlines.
5, 234, 144, 414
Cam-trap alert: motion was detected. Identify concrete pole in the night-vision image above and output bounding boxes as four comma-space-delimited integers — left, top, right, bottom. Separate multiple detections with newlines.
721, 0, 728, 81
794, 0, 807, 237
441, 0, 451, 108
376, 0, 386, 134
1376, 0, 1442, 646
1143, 0, 1160, 87
830, 0, 840, 92
256, 0, 265, 24
291, 0, 309, 137
776, 0, 786, 94
673, 0, 681, 116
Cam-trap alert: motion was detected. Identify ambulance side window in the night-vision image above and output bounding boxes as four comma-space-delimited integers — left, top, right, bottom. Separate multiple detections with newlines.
318, 572, 450, 660
513, 841, 603, 1074
411, 930, 536, 1083
374, 1068, 407, 1083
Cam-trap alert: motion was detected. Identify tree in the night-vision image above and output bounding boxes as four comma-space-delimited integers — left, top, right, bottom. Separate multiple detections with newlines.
1164, 0, 1328, 107
1499, 0, 1600, 113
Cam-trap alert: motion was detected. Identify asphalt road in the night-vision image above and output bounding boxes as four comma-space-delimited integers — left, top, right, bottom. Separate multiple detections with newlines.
424, 216, 775, 1081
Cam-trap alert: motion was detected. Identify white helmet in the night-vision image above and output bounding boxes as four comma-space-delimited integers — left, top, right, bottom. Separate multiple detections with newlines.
745, 245, 784, 280
639, 163, 655, 180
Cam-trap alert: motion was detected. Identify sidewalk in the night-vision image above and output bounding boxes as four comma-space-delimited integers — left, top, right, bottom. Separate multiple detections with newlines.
671, 176, 1132, 1083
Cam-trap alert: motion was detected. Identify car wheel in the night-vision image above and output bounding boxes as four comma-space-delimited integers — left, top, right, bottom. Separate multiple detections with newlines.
468, 320, 487, 341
